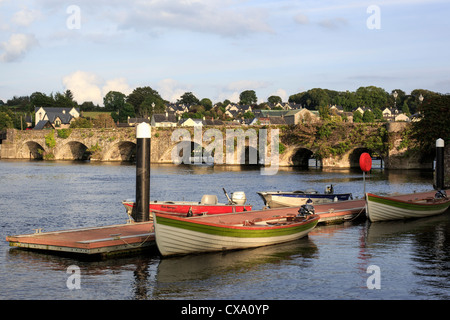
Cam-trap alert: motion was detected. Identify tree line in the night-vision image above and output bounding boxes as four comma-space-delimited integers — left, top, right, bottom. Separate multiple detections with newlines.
1, 86, 448, 154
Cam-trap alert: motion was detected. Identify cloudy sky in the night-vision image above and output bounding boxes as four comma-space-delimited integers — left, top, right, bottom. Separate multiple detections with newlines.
1, 0, 449, 106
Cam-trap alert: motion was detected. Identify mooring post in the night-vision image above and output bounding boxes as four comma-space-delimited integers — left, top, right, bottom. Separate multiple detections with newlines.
435, 138, 444, 190
134, 122, 151, 222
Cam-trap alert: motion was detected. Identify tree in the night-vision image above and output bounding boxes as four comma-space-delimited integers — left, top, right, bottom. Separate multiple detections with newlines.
200, 98, 212, 111
0, 111, 14, 130
178, 92, 200, 105
104, 91, 126, 111
355, 86, 388, 110
362, 110, 375, 123
239, 90, 257, 105
30, 92, 55, 108
268, 95, 282, 105
93, 113, 116, 128
70, 117, 93, 128
412, 94, 450, 152
353, 110, 363, 123
127, 86, 165, 118
54, 91, 77, 108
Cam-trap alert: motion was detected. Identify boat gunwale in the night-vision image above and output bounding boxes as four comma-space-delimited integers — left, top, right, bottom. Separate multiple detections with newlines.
154, 211, 320, 231
366, 193, 450, 209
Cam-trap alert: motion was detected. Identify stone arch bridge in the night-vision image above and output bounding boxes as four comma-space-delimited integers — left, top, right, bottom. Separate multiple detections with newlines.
0, 124, 443, 171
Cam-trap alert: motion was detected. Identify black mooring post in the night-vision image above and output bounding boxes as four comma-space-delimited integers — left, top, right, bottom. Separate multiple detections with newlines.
134, 123, 151, 222
435, 138, 444, 191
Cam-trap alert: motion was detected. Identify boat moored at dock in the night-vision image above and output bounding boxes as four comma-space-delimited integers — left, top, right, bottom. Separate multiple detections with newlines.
365, 190, 450, 222
257, 185, 353, 208
123, 190, 251, 219
152, 208, 320, 257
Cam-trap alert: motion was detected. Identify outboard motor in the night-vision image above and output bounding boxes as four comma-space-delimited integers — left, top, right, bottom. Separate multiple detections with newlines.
435, 190, 448, 199
298, 203, 315, 217
231, 191, 247, 205
325, 184, 334, 194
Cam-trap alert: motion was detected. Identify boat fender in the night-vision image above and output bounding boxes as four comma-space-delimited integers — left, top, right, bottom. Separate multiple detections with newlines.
187, 207, 193, 217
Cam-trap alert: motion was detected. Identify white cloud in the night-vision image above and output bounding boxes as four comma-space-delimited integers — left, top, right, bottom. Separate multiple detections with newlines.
118, 0, 273, 37
102, 78, 133, 97
12, 7, 41, 26
0, 33, 38, 62
62, 71, 103, 105
63, 71, 135, 106
157, 78, 190, 103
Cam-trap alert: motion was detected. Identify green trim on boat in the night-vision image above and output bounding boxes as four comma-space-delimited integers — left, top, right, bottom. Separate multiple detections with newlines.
367, 194, 450, 212
155, 215, 318, 238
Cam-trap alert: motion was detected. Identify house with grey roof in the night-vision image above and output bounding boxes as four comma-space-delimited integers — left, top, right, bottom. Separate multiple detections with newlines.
34, 106, 80, 129
151, 112, 178, 127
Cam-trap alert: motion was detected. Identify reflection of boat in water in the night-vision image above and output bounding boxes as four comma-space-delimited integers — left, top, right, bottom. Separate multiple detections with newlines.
257, 185, 353, 208
153, 208, 319, 257
123, 190, 251, 219
364, 211, 450, 246
155, 239, 318, 283
365, 191, 450, 222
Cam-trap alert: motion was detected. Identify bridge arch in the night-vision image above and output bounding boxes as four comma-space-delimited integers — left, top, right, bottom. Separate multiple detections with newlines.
55, 141, 91, 160
290, 146, 316, 167
102, 141, 136, 162
348, 147, 385, 168
18, 141, 45, 160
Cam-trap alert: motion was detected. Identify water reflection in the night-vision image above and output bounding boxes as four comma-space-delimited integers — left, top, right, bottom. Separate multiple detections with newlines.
152, 239, 318, 299
364, 212, 450, 299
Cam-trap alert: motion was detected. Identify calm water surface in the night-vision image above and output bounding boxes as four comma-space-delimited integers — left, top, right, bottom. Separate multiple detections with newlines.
0, 160, 449, 300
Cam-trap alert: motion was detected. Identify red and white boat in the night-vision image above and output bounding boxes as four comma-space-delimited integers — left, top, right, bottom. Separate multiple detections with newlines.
123, 190, 252, 219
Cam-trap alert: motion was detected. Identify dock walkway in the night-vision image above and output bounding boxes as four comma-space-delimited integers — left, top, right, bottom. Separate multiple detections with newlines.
6, 222, 154, 257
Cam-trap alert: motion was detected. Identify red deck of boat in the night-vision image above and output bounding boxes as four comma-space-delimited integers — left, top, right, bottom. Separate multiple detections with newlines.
5, 190, 443, 256
6, 222, 155, 256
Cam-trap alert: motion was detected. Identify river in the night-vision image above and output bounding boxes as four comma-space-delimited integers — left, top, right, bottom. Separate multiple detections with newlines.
0, 160, 449, 301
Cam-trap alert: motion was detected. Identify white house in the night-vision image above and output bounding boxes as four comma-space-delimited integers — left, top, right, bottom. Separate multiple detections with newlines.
34, 106, 80, 129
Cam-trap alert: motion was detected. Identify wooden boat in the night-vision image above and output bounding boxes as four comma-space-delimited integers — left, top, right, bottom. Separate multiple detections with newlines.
152, 207, 320, 256
123, 190, 251, 219
365, 191, 450, 222
257, 185, 353, 208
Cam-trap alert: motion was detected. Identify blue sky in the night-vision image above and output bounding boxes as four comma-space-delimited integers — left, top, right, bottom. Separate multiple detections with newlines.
1, 0, 449, 106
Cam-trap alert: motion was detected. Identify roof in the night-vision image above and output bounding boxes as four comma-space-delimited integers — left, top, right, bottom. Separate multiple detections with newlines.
34, 120, 54, 130
152, 113, 178, 123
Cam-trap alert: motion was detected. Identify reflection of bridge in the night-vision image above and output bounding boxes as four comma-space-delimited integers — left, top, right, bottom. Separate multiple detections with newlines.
0, 124, 444, 171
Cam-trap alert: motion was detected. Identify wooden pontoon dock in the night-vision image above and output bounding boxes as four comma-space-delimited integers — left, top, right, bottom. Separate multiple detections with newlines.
6, 222, 155, 258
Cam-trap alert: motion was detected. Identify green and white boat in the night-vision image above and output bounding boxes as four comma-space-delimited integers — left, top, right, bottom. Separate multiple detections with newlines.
365, 191, 450, 222
152, 208, 320, 257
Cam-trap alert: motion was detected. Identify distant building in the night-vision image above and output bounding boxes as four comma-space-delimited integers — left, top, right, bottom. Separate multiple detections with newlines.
34, 106, 80, 129
151, 112, 178, 127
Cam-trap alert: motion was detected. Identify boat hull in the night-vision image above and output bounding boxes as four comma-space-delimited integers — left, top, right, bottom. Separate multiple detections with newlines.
257, 192, 353, 208
153, 212, 319, 256
123, 201, 251, 217
366, 193, 450, 222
